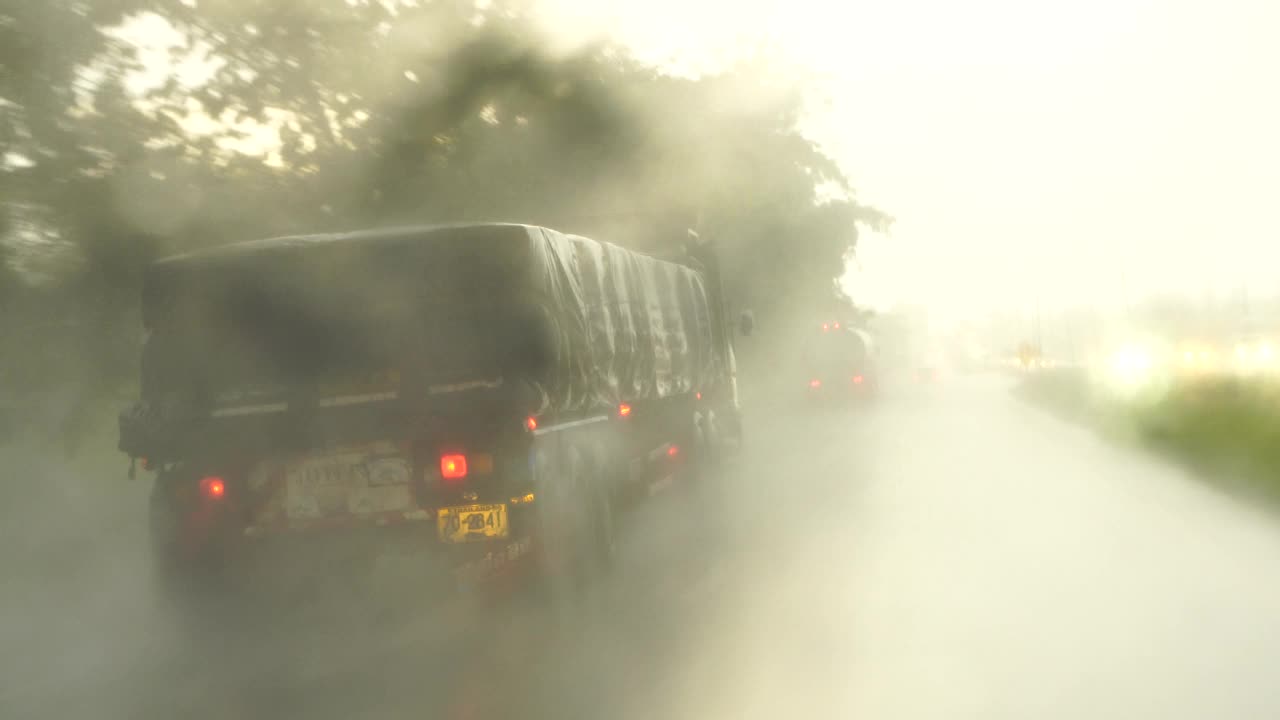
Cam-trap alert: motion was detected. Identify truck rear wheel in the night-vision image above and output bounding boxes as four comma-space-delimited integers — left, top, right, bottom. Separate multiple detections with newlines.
531, 439, 621, 624
588, 472, 619, 573
697, 408, 725, 469
148, 474, 271, 644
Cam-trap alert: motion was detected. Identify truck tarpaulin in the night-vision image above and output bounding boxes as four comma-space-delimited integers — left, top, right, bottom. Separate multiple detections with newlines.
121, 223, 723, 457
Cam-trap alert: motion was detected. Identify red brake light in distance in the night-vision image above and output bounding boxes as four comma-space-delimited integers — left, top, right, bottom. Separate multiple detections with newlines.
809, 379, 822, 388
667, 445, 679, 457
821, 323, 829, 332
618, 403, 633, 418
834, 322, 841, 329
695, 391, 702, 401
853, 375, 864, 384
525, 416, 538, 431
440, 454, 468, 480
199, 476, 226, 500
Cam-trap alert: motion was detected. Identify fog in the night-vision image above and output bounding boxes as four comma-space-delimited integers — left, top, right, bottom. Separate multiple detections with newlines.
12, 370, 1280, 719
543, 0, 1280, 323
5, 1, 1280, 719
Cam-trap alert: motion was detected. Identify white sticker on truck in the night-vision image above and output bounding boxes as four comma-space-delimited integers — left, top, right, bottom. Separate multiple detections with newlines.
282, 442, 412, 520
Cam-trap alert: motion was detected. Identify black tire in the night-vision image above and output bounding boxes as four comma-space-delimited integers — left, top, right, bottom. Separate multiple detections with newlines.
588, 473, 619, 574
720, 406, 744, 454
532, 444, 589, 617
148, 474, 266, 648
149, 478, 207, 614
531, 438, 626, 634
691, 408, 721, 477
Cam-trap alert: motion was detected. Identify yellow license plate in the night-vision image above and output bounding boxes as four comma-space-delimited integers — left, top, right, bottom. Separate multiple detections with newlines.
437, 504, 509, 543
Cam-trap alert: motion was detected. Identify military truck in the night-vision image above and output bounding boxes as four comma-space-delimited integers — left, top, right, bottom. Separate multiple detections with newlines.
118, 223, 746, 611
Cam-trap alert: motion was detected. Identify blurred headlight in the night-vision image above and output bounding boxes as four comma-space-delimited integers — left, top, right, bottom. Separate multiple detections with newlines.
1180, 348, 1214, 370
1111, 346, 1152, 374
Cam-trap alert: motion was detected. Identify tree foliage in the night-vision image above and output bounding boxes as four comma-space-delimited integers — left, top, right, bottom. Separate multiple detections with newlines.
1, 0, 891, 421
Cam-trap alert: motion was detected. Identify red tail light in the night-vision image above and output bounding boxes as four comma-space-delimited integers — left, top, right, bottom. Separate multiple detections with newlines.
809, 379, 822, 388
821, 323, 829, 332
833, 322, 841, 329
525, 416, 538, 431
695, 391, 702, 401
618, 403, 633, 418
440, 454, 468, 480
667, 445, 679, 457
199, 476, 226, 501
853, 375, 864, 384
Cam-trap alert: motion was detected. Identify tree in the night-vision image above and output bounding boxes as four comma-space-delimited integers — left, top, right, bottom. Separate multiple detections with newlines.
2, 0, 890, 405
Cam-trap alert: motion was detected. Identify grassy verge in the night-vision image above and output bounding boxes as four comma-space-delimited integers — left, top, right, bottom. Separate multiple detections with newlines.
1016, 368, 1280, 509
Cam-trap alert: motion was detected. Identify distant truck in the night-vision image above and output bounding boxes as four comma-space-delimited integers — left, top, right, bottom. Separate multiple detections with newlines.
1011, 341, 1051, 373
118, 223, 747, 612
802, 322, 880, 403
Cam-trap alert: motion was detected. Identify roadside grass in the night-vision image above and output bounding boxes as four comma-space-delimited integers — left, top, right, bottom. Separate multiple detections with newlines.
1016, 368, 1280, 509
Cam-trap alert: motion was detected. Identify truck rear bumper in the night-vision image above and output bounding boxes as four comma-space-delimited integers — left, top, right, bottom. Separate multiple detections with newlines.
157, 517, 538, 620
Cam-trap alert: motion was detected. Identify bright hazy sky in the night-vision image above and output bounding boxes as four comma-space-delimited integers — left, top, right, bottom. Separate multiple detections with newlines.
125, 0, 1280, 324
531, 0, 1280, 321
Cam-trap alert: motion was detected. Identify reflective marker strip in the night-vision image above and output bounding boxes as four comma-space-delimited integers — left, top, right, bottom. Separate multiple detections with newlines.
646, 442, 677, 462
318, 391, 398, 407
212, 402, 288, 418
530, 415, 610, 436
648, 473, 676, 496
244, 507, 435, 537
213, 392, 400, 416
428, 378, 504, 394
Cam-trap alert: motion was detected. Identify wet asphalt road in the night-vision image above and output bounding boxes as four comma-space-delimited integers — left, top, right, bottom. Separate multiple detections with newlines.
8, 373, 1280, 718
